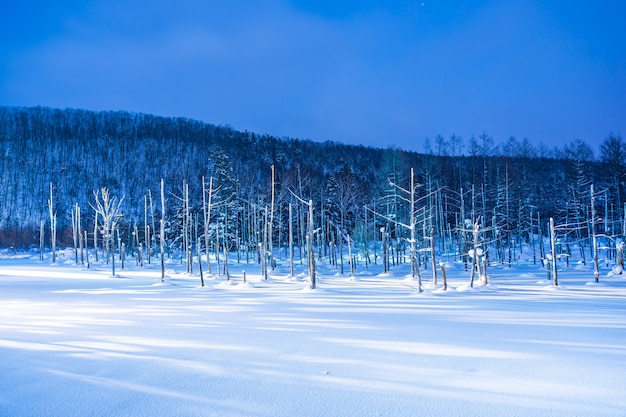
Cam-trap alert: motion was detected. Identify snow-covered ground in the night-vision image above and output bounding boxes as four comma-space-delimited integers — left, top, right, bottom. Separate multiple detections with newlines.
0, 250, 625, 417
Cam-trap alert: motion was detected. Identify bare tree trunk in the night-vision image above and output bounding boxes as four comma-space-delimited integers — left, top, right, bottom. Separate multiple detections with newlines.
84, 230, 90, 268
262, 207, 268, 280
215, 221, 221, 277
144, 195, 151, 265
430, 228, 437, 285
469, 219, 480, 288
223, 242, 230, 281
337, 223, 344, 274
289, 202, 294, 278
604, 191, 610, 263
591, 184, 599, 282
48, 183, 56, 264
255, 205, 262, 265
530, 210, 536, 265
39, 220, 44, 262
381, 227, 388, 273
289, 189, 316, 288
550, 217, 558, 286
77, 204, 83, 265
160, 179, 166, 282
440, 261, 447, 291
460, 187, 467, 270
616, 241, 624, 273
347, 234, 355, 278
308, 199, 316, 289
184, 182, 191, 274
537, 212, 544, 262
297, 168, 305, 265
72, 208, 78, 263
134, 226, 141, 266
364, 206, 371, 270
623, 202, 626, 238
197, 237, 204, 287
149, 189, 155, 264
94, 212, 99, 262
269, 164, 275, 270
203, 176, 214, 275
481, 249, 489, 285
111, 223, 117, 276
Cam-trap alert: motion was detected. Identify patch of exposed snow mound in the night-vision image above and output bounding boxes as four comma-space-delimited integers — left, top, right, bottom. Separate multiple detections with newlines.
607, 265, 623, 276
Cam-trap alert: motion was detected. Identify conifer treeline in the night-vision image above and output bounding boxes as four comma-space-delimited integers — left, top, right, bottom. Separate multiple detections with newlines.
0, 106, 622, 253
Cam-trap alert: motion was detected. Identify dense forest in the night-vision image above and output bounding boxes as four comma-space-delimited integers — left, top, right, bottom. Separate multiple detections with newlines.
0, 106, 623, 279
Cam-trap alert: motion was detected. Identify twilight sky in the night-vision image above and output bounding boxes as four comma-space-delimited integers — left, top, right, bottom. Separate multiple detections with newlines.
1, 0, 624, 153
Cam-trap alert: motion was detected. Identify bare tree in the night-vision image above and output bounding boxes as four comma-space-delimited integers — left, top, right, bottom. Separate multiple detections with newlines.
591, 184, 600, 282
70, 203, 83, 264
202, 176, 215, 275
160, 179, 166, 282
549, 217, 559, 286
91, 187, 125, 276
269, 164, 276, 270
288, 202, 295, 278
39, 220, 44, 262
144, 194, 152, 265
467, 218, 487, 287
48, 183, 57, 264
290, 189, 316, 289
616, 241, 624, 273
370, 168, 424, 292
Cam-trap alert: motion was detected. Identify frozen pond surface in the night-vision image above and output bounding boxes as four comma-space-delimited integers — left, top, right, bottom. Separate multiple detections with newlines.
0, 252, 625, 416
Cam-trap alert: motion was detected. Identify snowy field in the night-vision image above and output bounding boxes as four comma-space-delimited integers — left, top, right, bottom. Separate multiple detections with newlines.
0, 250, 625, 417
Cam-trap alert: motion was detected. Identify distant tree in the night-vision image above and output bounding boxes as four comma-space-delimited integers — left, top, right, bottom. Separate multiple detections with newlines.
493, 165, 514, 265
564, 139, 594, 165
600, 133, 625, 207
449, 134, 465, 191
563, 139, 595, 262
423, 137, 433, 155
333, 164, 362, 234
434, 134, 448, 157
502, 136, 520, 158
518, 138, 537, 159
208, 147, 240, 275
537, 143, 556, 159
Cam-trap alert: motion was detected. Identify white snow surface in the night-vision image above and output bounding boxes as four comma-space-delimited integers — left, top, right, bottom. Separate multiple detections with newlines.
0, 251, 625, 417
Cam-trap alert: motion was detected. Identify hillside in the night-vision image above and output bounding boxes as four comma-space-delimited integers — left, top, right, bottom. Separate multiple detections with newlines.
0, 106, 617, 261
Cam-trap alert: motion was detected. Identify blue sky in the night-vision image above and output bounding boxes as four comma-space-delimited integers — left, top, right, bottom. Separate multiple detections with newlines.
1, 0, 624, 153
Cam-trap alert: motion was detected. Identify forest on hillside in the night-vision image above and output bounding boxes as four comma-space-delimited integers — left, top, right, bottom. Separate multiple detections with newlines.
0, 106, 623, 277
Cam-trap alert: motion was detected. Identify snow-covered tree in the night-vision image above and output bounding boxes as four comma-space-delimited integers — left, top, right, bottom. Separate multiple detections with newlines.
91, 187, 125, 276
